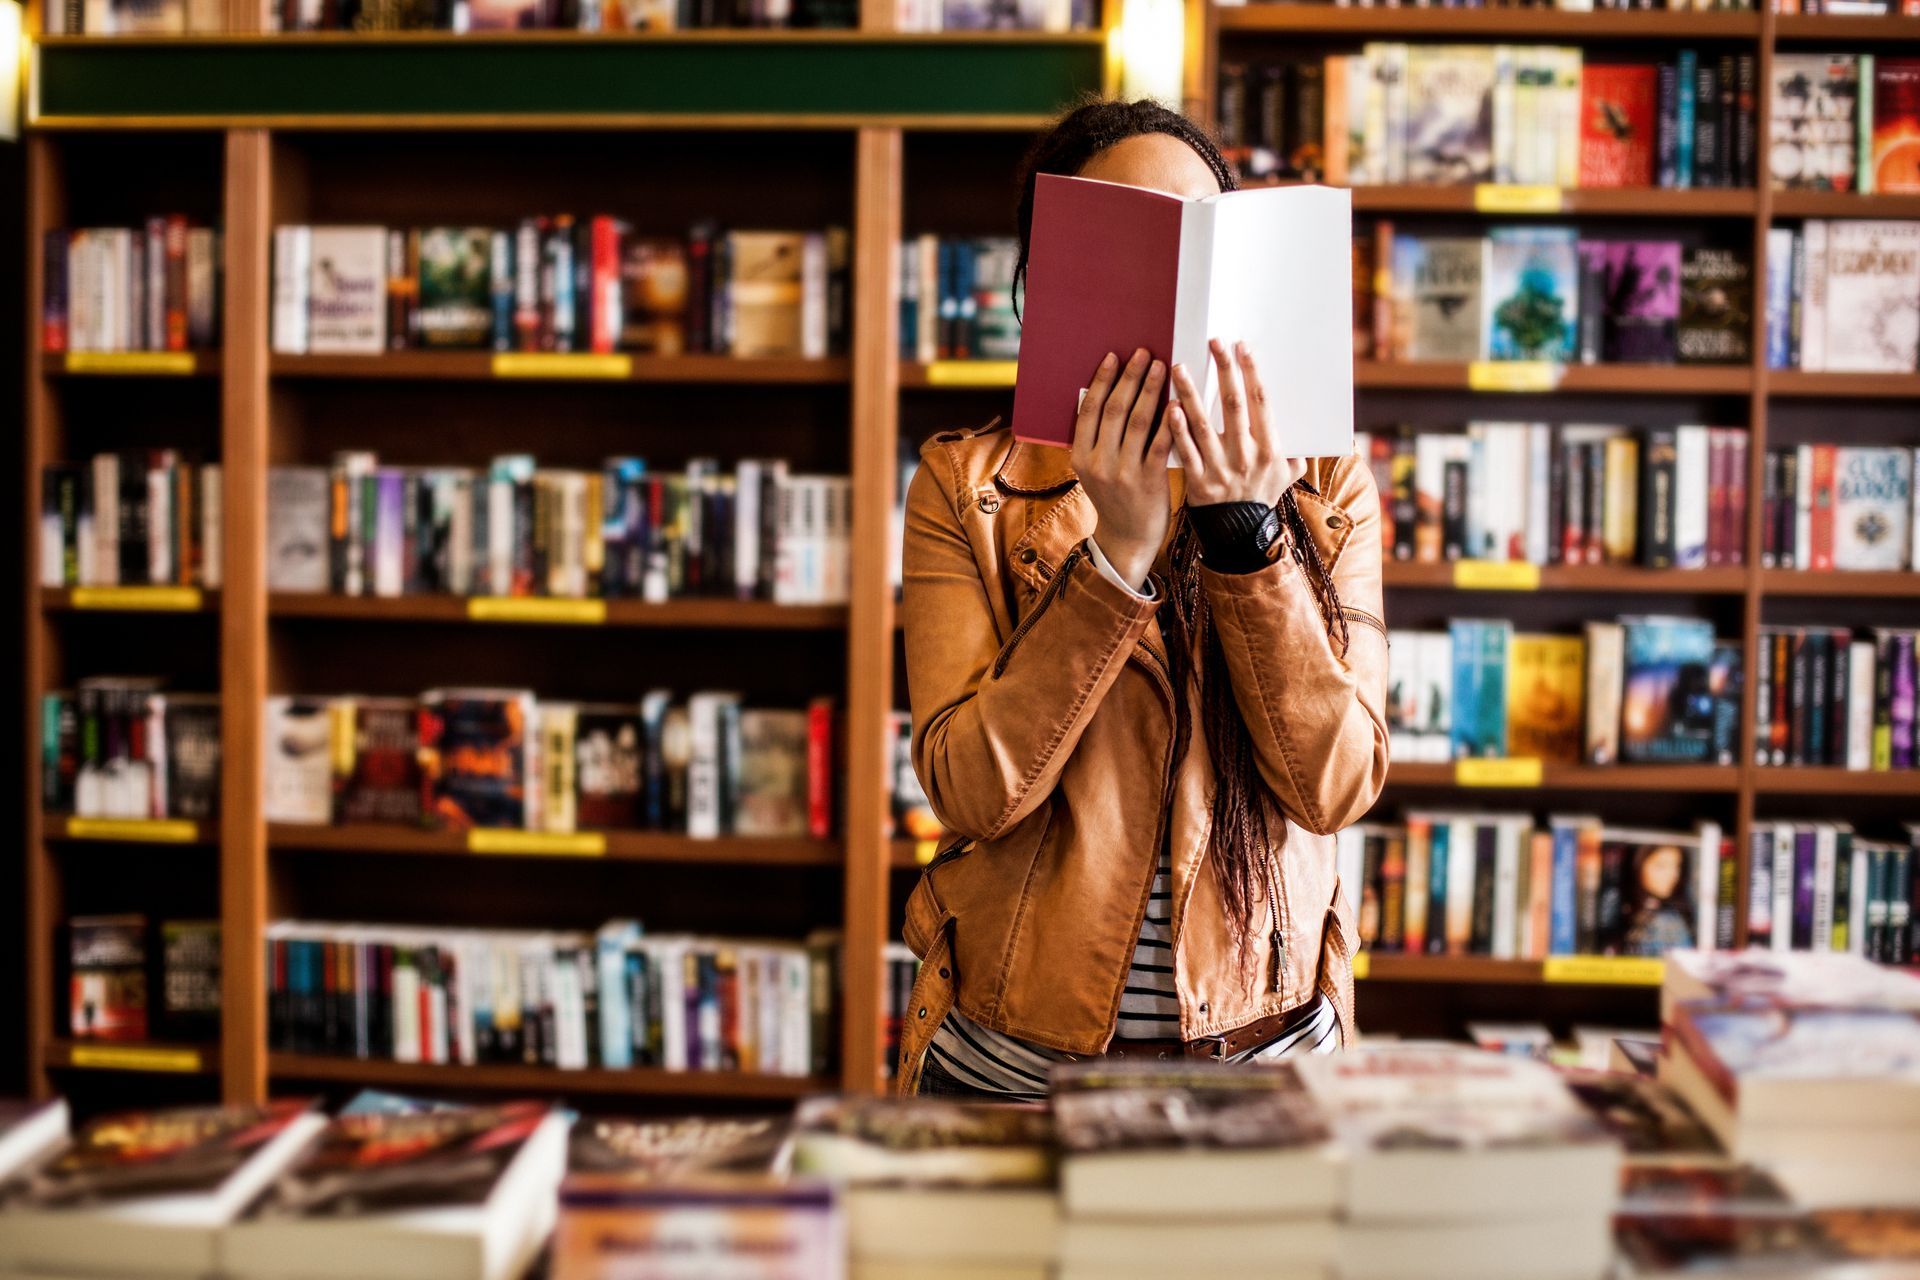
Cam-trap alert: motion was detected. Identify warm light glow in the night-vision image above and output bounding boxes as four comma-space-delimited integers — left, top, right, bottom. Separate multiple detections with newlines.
0, 0, 20, 142
1116, 0, 1183, 107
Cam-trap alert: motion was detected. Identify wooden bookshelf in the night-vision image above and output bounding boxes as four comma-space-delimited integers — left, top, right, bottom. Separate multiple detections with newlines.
1212, 5, 1761, 39
1760, 570, 1920, 598
267, 1054, 832, 1100
1352, 361, 1754, 394
1380, 562, 1750, 594
1773, 14, 1920, 41
268, 351, 851, 384
40, 351, 222, 376
1751, 768, 1920, 797
1346, 187, 1758, 217
1769, 191, 1920, 220
1768, 371, 1920, 399
1353, 955, 1665, 987
44, 1039, 221, 1074
266, 823, 843, 865
268, 594, 849, 629
1387, 763, 1743, 793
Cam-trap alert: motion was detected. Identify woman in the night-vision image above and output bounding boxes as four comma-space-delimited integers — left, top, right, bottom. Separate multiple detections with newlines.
897, 99, 1389, 1099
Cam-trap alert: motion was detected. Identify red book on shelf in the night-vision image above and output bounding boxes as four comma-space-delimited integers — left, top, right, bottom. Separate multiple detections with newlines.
1010, 174, 1353, 456
1809, 443, 1837, 572
590, 215, 624, 356
1873, 59, 1920, 195
1578, 64, 1659, 189
806, 696, 834, 842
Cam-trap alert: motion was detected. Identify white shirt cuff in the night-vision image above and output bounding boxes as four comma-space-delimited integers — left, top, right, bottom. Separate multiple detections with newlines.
1085, 536, 1157, 601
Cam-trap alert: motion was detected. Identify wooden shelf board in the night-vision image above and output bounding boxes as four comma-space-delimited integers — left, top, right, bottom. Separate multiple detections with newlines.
44, 814, 218, 845
1348, 186, 1756, 216
1751, 768, 1920, 796
1761, 570, 1920, 598
268, 594, 848, 629
1382, 562, 1749, 593
1774, 14, 1920, 41
267, 823, 842, 865
40, 351, 222, 376
1355, 361, 1753, 394
36, 29, 1107, 46
269, 351, 850, 384
1215, 5, 1759, 38
42, 587, 220, 613
898, 359, 1018, 389
1767, 370, 1920, 399
1354, 954, 1667, 987
44, 1038, 220, 1074
268, 1053, 830, 1099
1387, 762, 1741, 792
1770, 190, 1920, 219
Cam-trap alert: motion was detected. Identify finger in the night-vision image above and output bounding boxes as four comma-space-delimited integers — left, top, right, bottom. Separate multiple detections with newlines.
1125, 359, 1167, 461
1101, 348, 1152, 456
1148, 404, 1177, 470
1170, 362, 1226, 476
1072, 351, 1119, 461
1168, 404, 1205, 477
1234, 341, 1273, 457
1211, 337, 1253, 468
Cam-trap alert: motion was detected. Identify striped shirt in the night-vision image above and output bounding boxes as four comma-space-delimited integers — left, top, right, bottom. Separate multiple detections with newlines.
927, 850, 1339, 1100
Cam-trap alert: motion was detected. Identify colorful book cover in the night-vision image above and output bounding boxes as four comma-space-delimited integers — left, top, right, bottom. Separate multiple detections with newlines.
1823, 220, 1920, 373
552, 1180, 840, 1280
332, 697, 420, 827
1602, 829, 1698, 956
1484, 227, 1578, 362
3, 1101, 314, 1208
1450, 618, 1512, 759
415, 228, 493, 349
1404, 45, 1496, 184
575, 704, 643, 831
69, 914, 147, 1041
418, 689, 533, 831
1677, 247, 1753, 365
1619, 616, 1717, 764
1405, 237, 1485, 362
1603, 240, 1681, 363
306, 227, 387, 355
1051, 1061, 1332, 1154
1560, 1071, 1722, 1163
619, 238, 689, 356
1578, 63, 1658, 188
570, 1116, 795, 1180
1769, 54, 1861, 191
1505, 633, 1584, 764
1833, 447, 1915, 571
734, 709, 809, 839
1872, 58, 1920, 195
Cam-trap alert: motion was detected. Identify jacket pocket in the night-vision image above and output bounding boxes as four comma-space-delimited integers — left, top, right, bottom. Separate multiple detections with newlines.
992, 547, 1082, 678
903, 871, 953, 960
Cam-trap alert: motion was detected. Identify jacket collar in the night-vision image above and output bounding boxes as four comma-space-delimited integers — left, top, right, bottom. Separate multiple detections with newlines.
993, 437, 1078, 497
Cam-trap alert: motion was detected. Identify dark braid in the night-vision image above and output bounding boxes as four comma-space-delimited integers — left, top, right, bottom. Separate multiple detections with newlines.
1014, 99, 1351, 946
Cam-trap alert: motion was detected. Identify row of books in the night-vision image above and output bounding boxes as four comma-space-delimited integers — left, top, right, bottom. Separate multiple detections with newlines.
263, 689, 836, 838
1366, 225, 1751, 364
1775, 0, 1920, 12
895, 235, 1019, 364
1770, 54, 1920, 194
1222, 47, 1760, 191
1386, 615, 1737, 765
40, 680, 221, 821
1752, 626, 1919, 770
37, 453, 223, 590
1763, 220, 1920, 372
1357, 423, 1751, 567
66, 915, 220, 1044
40, 222, 221, 354
1759, 444, 1919, 571
891, 0, 1094, 31
1748, 821, 1920, 963
266, 0, 860, 31
1340, 813, 1730, 959
264, 920, 839, 1076
266, 454, 852, 605
270, 222, 848, 359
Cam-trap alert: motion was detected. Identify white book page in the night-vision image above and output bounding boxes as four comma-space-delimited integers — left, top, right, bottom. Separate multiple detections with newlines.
1183, 185, 1354, 458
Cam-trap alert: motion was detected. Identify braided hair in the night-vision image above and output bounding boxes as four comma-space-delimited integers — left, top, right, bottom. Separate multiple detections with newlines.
1012, 98, 1351, 950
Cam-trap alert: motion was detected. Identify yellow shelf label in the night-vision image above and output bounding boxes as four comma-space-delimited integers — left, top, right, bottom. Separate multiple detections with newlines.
65, 817, 202, 843
1542, 955, 1666, 987
1350, 950, 1371, 981
64, 351, 198, 375
1452, 560, 1541, 591
923, 360, 1018, 388
66, 1044, 203, 1072
1473, 184, 1564, 214
491, 353, 631, 379
1454, 758, 1545, 788
467, 597, 606, 624
467, 829, 606, 857
1467, 361, 1561, 393
69, 586, 204, 611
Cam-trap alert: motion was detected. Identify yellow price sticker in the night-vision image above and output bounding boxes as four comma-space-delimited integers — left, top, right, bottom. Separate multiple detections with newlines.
1452, 560, 1541, 591
1454, 758, 1545, 788
922, 360, 1019, 388
1467, 361, 1561, 393
67, 1045, 203, 1072
1472, 184, 1564, 214
491, 353, 632, 379
467, 597, 606, 624
467, 829, 607, 857
65, 351, 198, 375
69, 586, 204, 611
65, 817, 202, 843
1350, 950, 1371, 981
1542, 955, 1665, 987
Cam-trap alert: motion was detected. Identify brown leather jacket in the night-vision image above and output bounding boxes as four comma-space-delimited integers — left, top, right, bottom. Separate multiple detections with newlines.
895, 420, 1389, 1093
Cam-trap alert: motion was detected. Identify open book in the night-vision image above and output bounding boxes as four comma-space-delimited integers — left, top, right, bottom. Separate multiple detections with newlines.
1011, 174, 1353, 458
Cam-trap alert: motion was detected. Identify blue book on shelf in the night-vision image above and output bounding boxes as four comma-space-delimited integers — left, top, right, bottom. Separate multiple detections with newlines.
1427, 821, 1450, 955
1764, 229, 1794, 370
1548, 819, 1579, 955
1675, 50, 1698, 189
1449, 618, 1512, 758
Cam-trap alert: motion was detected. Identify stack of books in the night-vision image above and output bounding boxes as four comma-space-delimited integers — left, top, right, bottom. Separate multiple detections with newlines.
1051, 1062, 1339, 1280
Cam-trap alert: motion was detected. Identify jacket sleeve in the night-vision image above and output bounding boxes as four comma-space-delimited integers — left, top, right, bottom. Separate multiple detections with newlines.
902, 457, 1160, 843
1200, 455, 1390, 837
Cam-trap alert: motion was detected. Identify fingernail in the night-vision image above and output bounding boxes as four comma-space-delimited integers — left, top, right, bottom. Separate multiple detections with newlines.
1149, 360, 1164, 377
1101, 352, 1116, 369
1132, 347, 1149, 363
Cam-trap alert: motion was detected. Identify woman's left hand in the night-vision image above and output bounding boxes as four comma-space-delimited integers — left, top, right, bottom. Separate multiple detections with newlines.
1168, 338, 1309, 508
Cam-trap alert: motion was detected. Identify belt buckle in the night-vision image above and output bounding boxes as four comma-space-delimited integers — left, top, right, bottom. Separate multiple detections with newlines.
1187, 1035, 1229, 1063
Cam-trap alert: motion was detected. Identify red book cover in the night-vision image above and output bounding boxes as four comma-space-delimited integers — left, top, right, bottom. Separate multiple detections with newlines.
164, 215, 189, 352
1810, 443, 1836, 571
591, 215, 622, 355
1873, 59, 1920, 195
1578, 64, 1659, 189
805, 696, 833, 841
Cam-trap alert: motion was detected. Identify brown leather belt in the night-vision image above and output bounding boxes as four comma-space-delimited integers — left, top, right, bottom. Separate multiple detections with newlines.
1097, 1008, 1306, 1063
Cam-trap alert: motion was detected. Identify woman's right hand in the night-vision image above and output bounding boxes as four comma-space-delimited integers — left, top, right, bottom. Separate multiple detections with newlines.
1071, 347, 1174, 590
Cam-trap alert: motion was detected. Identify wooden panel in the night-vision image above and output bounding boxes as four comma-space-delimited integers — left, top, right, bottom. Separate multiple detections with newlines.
1769, 371, 1920, 399
24, 135, 57, 1101
1751, 768, 1920, 797
1356, 361, 1754, 394
1387, 763, 1742, 793
1761, 571, 1920, 599
269, 1053, 831, 1099
271, 352, 848, 384
1380, 563, 1750, 595
268, 595, 849, 629
267, 824, 842, 866
1347, 187, 1757, 217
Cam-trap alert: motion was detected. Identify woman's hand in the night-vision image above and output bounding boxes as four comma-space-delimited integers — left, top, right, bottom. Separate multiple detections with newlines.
1072, 347, 1175, 589
1169, 338, 1309, 508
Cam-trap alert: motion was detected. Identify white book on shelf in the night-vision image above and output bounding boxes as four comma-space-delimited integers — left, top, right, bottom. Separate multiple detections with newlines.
1799, 219, 1827, 373
1771, 823, 1796, 955
200, 464, 222, 590
1847, 640, 1875, 770
1491, 816, 1523, 960
1848, 841, 1871, 958
1695, 821, 1721, 954
1794, 443, 1815, 572
272, 225, 312, 356
1674, 425, 1710, 569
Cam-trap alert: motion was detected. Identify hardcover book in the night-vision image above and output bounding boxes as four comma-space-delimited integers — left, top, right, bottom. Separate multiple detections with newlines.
266, 466, 329, 593
620, 238, 690, 355
1404, 237, 1486, 362
1676, 247, 1753, 365
1823, 219, 1920, 373
1484, 227, 1578, 362
1011, 174, 1352, 456
1769, 54, 1861, 192
1578, 63, 1658, 189
69, 914, 147, 1040
1602, 240, 1681, 364
306, 227, 386, 355
574, 704, 643, 831
1833, 447, 1914, 571
1619, 616, 1717, 764
264, 696, 334, 825
417, 689, 536, 831
1404, 45, 1496, 184
159, 919, 220, 1042
727, 232, 806, 359
331, 697, 420, 826
1871, 58, 1920, 195
734, 708, 809, 839
1450, 618, 1512, 759
164, 695, 221, 821
1602, 828, 1698, 956
1505, 632, 1584, 764
415, 228, 493, 349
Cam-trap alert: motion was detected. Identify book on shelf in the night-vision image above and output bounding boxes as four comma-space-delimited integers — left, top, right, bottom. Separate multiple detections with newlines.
1009, 173, 1353, 457
1748, 627, 1918, 772
40, 221, 220, 354
896, 235, 1019, 365
39, 453, 222, 590
265, 454, 851, 607
1745, 824, 1919, 963
224, 1102, 571, 1280
884, 710, 940, 846
68, 914, 148, 1042
42, 679, 221, 820
1766, 220, 1920, 373
1761, 445, 1918, 572
0, 1101, 326, 1279
273, 221, 848, 359
1770, 54, 1861, 193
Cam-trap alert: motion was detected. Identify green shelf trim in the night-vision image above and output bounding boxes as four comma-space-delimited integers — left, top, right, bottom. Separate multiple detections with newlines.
34, 38, 1105, 123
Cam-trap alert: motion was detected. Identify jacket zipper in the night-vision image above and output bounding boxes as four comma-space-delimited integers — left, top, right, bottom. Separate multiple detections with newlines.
926, 838, 974, 870
1342, 606, 1387, 638
993, 548, 1081, 678
1266, 861, 1286, 994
